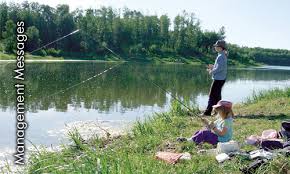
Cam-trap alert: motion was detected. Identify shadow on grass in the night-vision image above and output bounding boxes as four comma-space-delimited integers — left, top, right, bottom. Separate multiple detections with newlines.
235, 113, 290, 121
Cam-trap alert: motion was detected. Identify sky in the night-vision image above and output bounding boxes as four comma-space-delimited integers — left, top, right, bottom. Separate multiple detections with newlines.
2, 0, 290, 50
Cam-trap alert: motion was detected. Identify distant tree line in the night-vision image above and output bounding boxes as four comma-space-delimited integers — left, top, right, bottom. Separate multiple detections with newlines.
0, 2, 290, 65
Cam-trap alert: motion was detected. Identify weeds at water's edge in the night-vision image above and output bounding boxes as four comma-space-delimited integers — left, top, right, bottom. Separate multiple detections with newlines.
245, 88, 290, 105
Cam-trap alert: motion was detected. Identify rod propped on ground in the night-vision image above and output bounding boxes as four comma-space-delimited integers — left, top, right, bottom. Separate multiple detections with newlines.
146, 78, 202, 119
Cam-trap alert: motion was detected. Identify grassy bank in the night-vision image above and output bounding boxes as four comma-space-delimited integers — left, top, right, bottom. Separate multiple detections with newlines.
21, 88, 290, 174
0, 52, 64, 60
0, 52, 261, 67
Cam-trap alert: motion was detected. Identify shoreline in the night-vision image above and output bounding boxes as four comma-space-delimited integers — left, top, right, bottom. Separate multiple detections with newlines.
0, 52, 263, 67
0, 59, 277, 70
0, 59, 264, 68
0, 59, 126, 63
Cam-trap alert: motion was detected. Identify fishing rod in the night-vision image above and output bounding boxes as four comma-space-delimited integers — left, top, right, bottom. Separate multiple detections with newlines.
101, 42, 124, 60
101, 46, 204, 120
27, 28, 124, 99
30, 29, 80, 54
148, 79, 202, 119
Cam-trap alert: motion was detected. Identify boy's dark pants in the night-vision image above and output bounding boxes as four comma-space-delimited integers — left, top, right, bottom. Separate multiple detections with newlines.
204, 80, 226, 115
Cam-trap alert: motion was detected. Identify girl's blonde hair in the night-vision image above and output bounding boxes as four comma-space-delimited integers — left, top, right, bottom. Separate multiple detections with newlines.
214, 106, 234, 119
224, 50, 229, 57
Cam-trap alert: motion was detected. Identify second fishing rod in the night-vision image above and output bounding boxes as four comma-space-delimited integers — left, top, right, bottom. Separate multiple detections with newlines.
100, 45, 204, 120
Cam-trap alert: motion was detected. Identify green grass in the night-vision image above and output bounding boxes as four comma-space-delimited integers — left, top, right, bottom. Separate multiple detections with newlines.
10, 89, 290, 173
0, 52, 14, 59
235, 88, 290, 116
0, 52, 64, 60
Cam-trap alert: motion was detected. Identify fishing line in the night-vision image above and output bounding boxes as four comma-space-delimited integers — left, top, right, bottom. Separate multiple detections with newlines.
46, 62, 123, 98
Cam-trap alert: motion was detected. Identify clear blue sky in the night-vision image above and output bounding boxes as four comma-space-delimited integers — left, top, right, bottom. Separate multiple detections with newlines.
3, 0, 290, 50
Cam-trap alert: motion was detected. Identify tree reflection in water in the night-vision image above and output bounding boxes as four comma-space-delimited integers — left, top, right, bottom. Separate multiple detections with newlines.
0, 62, 289, 113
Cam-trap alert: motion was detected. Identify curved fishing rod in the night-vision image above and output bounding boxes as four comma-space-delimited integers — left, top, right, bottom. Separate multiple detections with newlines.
27, 28, 124, 99
30, 29, 80, 54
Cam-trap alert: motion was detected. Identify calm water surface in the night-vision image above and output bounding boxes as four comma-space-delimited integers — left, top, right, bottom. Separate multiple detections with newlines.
0, 62, 289, 160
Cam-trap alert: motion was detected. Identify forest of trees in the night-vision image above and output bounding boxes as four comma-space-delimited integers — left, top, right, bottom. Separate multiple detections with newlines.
1, 2, 290, 65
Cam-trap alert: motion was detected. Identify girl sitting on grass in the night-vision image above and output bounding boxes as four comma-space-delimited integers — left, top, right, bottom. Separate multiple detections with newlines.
177, 100, 234, 145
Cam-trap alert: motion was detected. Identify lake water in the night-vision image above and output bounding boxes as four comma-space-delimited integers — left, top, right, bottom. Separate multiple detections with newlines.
0, 62, 290, 162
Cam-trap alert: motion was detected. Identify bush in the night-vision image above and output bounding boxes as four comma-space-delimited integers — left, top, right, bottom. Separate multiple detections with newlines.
37, 49, 47, 57
46, 48, 61, 57
0, 42, 4, 52
160, 46, 175, 56
129, 44, 146, 56
149, 44, 161, 55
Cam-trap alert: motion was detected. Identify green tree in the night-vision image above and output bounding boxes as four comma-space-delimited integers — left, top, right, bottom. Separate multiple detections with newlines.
173, 12, 201, 55
55, 5, 75, 52
159, 15, 170, 45
26, 26, 41, 52
40, 5, 57, 45
2, 20, 16, 53
0, 2, 289, 65
0, 3, 8, 40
